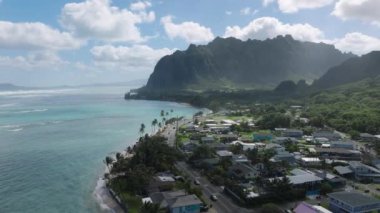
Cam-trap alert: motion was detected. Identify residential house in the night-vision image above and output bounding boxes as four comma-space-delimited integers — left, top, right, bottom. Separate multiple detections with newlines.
200, 136, 215, 144
283, 129, 304, 138
150, 190, 202, 213
330, 141, 355, 150
349, 161, 380, 183
253, 133, 273, 142
359, 133, 378, 142
146, 173, 176, 193
228, 162, 260, 181
231, 140, 265, 151
272, 137, 297, 145
313, 131, 342, 141
232, 154, 249, 164
287, 169, 323, 189
300, 157, 322, 167
334, 166, 354, 178
315, 147, 361, 161
294, 202, 332, 213
216, 150, 233, 159
315, 170, 346, 188
328, 191, 380, 213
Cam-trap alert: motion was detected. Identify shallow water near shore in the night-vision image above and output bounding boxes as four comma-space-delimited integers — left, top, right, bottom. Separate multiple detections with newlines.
0, 86, 199, 213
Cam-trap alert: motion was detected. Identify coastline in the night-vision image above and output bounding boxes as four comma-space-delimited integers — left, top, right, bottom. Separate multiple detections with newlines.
94, 125, 170, 212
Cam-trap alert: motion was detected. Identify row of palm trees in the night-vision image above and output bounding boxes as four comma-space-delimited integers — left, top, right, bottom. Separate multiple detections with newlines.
139, 109, 175, 136
105, 109, 175, 173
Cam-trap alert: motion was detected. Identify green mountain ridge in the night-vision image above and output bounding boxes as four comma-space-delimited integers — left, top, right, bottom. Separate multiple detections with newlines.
145, 35, 354, 91
312, 51, 380, 90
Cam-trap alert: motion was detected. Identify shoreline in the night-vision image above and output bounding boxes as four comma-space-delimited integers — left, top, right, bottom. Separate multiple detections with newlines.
94, 123, 174, 212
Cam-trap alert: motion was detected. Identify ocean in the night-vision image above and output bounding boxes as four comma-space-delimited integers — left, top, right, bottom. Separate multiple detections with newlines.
0, 86, 200, 213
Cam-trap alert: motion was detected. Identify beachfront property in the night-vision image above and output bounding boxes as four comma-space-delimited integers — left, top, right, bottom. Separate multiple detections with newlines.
149, 190, 202, 213
328, 191, 380, 213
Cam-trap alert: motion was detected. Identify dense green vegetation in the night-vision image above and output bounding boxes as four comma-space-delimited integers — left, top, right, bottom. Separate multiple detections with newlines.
106, 135, 183, 211
145, 35, 352, 91
304, 77, 380, 134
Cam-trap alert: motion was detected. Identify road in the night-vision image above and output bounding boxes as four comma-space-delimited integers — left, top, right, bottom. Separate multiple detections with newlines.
164, 118, 253, 212
161, 118, 190, 147
176, 162, 253, 213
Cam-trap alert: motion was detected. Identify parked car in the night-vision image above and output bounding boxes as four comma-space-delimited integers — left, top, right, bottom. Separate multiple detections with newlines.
194, 179, 200, 185
210, 194, 218, 201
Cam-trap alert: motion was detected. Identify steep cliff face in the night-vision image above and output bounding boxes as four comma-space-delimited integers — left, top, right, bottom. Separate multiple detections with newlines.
313, 51, 380, 90
145, 35, 354, 91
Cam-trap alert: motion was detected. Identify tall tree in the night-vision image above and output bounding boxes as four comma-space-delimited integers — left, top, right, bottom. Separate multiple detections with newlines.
104, 156, 114, 172
151, 119, 158, 133
139, 123, 146, 137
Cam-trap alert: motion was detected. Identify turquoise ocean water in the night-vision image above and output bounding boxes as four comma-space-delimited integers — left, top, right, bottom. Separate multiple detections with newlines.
0, 86, 199, 213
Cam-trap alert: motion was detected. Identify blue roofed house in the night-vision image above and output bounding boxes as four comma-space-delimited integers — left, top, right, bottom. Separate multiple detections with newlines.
149, 190, 202, 213
328, 191, 380, 213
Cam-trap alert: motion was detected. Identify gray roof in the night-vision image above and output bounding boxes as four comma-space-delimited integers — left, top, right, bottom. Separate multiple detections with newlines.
328, 192, 380, 207
169, 194, 202, 208
334, 166, 353, 175
288, 174, 322, 185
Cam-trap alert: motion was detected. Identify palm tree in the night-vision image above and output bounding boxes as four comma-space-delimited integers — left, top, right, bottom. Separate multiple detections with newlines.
139, 123, 146, 137
116, 152, 122, 161
158, 122, 162, 129
151, 119, 158, 133
165, 112, 169, 116
170, 109, 173, 113
162, 117, 166, 125
127, 146, 132, 154
160, 110, 164, 117
104, 156, 114, 172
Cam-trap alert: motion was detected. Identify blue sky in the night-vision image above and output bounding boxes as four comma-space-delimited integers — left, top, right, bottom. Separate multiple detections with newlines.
0, 0, 379, 86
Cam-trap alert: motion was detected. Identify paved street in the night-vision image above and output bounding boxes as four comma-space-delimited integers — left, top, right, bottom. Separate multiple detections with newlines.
176, 161, 253, 213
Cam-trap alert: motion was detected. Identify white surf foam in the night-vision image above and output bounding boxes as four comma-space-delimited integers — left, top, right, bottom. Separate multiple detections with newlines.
7, 128, 23, 132
93, 177, 114, 213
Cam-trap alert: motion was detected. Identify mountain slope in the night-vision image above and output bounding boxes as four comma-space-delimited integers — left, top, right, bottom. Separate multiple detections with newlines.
145, 35, 354, 91
313, 51, 380, 90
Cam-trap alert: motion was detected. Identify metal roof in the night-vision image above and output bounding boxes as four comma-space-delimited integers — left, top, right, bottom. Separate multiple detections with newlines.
328, 192, 380, 208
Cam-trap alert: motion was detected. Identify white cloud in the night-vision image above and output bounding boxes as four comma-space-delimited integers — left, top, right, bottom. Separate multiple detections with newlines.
161, 16, 215, 44
0, 21, 81, 50
262, 0, 275, 7
332, 0, 380, 26
225, 11, 232, 16
0, 51, 67, 71
240, 7, 258, 16
60, 0, 155, 42
330, 32, 380, 55
263, 0, 334, 13
130, 1, 152, 11
224, 17, 324, 42
90, 45, 175, 72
